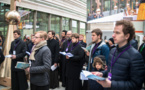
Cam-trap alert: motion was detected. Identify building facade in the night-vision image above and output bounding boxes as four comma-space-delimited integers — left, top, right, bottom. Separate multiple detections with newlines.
0, 0, 87, 38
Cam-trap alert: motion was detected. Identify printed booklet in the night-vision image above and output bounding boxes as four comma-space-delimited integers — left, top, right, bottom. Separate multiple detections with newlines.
15, 62, 30, 69
80, 70, 106, 81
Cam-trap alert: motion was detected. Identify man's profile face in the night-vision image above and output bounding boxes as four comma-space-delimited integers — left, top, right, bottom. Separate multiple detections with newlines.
79, 35, 84, 41
14, 33, 20, 39
61, 32, 65, 37
112, 25, 129, 45
66, 31, 72, 39
34, 33, 42, 45
91, 33, 99, 43
71, 37, 78, 43
48, 32, 53, 39
143, 36, 145, 42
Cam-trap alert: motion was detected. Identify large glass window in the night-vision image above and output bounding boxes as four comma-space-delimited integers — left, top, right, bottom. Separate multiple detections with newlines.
119, 0, 126, 10
103, 0, 111, 11
36, 12, 48, 32
111, 0, 119, 14
18, 7, 34, 38
80, 22, 86, 35
0, 3, 10, 38
72, 20, 77, 33
51, 15, 60, 35
62, 17, 69, 31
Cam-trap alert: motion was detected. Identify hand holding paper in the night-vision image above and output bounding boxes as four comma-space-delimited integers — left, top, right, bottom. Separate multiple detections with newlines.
80, 70, 106, 81
5, 55, 12, 58
51, 64, 58, 71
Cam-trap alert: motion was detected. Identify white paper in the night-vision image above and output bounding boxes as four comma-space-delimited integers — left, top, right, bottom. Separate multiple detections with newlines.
66, 53, 74, 57
51, 65, 57, 71
29, 60, 31, 66
13, 51, 16, 55
80, 72, 88, 80
82, 70, 92, 77
59, 52, 74, 57
26, 51, 31, 56
81, 47, 88, 52
5, 55, 12, 58
59, 52, 66, 55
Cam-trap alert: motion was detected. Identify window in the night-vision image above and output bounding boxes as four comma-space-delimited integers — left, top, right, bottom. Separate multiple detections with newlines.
51, 15, 60, 35
36, 12, 48, 32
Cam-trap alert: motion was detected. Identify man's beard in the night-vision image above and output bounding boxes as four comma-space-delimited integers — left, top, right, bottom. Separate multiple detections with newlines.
67, 37, 71, 40
143, 40, 145, 43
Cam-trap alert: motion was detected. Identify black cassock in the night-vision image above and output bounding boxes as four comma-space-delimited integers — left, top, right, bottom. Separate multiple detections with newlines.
47, 39, 59, 89
9, 38, 28, 90
60, 39, 72, 86
65, 42, 85, 90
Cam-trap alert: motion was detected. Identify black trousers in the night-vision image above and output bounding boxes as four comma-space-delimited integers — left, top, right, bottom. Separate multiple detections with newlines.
31, 83, 49, 90
11, 70, 28, 90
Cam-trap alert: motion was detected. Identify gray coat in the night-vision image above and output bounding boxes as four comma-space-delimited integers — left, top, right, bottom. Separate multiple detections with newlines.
30, 45, 51, 86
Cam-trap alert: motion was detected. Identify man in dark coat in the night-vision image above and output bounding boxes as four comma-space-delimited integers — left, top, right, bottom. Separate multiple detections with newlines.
47, 30, 59, 89
105, 38, 116, 50
130, 38, 138, 49
26, 31, 51, 90
60, 30, 67, 49
79, 34, 87, 48
0, 49, 4, 65
60, 31, 72, 87
59, 30, 67, 82
139, 35, 145, 62
94, 20, 145, 90
65, 33, 85, 90
9, 30, 28, 90
139, 35, 145, 87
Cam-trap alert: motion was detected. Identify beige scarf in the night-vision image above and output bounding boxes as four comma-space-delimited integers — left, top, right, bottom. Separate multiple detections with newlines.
29, 40, 47, 60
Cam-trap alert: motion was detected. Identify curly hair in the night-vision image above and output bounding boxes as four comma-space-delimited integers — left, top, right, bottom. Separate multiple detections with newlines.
115, 20, 135, 42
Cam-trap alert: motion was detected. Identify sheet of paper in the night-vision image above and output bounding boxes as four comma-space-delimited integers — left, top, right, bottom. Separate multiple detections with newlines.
5, 55, 12, 58
59, 52, 66, 55
82, 70, 92, 77
80, 72, 88, 80
51, 64, 57, 71
81, 47, 88, 52
66, 53, 74, 57
26, 51, 31, 56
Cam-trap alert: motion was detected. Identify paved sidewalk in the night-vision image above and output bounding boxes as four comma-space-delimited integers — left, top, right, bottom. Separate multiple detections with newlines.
0, 82, 65, 90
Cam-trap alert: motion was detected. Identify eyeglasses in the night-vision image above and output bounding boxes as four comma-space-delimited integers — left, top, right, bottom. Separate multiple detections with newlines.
34, 36, 42, 39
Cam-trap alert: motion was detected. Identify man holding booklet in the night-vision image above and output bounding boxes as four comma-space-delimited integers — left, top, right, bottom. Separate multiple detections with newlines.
93, 20, 145, 90
9, 30, 28, 90
65, 33, 85, 90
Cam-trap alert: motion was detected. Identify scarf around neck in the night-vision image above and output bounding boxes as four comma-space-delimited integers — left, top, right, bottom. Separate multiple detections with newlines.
29, 40, 47, 60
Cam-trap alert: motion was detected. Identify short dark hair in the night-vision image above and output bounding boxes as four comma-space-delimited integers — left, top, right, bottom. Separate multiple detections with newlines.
91, 28, 102, 39
115, 20, 135, 42
71, 33, 79, 38
48, 30, 55, 36
13, 30, 21, 35
62, 30, 67, 35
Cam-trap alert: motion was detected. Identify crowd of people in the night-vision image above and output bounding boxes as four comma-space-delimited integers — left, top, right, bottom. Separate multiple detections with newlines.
0, 20, 145, 90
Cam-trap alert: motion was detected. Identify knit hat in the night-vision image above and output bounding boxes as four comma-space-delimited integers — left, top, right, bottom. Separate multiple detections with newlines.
92, 55, 106, 69
109, 38, 114, 44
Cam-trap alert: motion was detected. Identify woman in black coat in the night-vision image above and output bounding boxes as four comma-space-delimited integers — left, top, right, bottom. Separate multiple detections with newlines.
0, 49, 4, 65
65, 33, 85, 90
